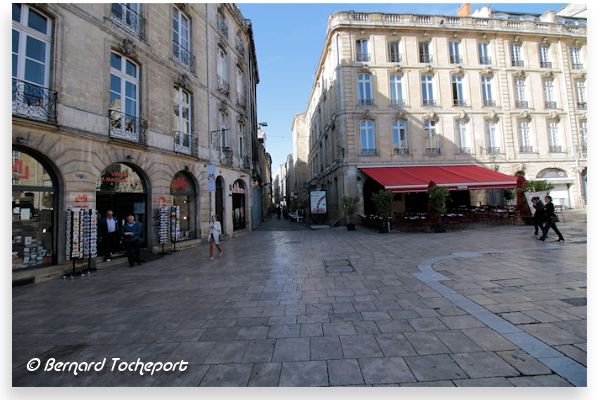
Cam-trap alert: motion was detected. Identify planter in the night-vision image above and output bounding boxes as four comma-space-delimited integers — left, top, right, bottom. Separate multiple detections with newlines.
433, 223, 448, 233
346, 223, 356, 231
379, 223, 390, 233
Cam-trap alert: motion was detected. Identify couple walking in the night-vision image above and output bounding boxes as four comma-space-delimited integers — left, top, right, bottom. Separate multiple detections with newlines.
532, 195, 565, 242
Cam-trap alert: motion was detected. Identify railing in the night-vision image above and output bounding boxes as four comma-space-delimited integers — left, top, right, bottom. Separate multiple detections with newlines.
453, 99, 467, 107
572, 63, 583, 70
237, 92, 246, 107
577, 102, 587, 110
235, 38, 245, 54
486, 147, 501, 154
217, 16, 228, 37
419, 54, 433, 63
515, 100, 529, 108
457, 147, 472, 155
472, 18, 490, 27
446, 17, 461, 26
12, 78, 57, 123
174, 131, 198, 157
217, 76, 230, 95
173, 42, 195, 70
549, 145, 564, 153
483, 99, 496, 107
449, 55, 463, 64
220, 146, 233, 166
479, 56, 492, 65
545, 101, 557, 109
358, 98, 374, 106
416, 16, 432, 25
394, 147, 409, 155
540, 61, 552, 68
361, 149, 377, 156
536, 23, 549, 31
111, 3, 145, 37
391, 99, 406, 107
389, 54, 402, 63
422, 99, 437, 106
356, 52, 370, 62
351, 12, 369, 21
511, 59, 525, 67
108, 110, 147, 144
519, 145, 534, 153
426, 147, 441, 156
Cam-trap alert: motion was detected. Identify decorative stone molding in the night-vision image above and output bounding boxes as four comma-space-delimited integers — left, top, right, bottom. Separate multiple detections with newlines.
517, 110, 531, 120
546, 111, 560, 121
513, 35, 522, 44
541, 36, 550, 45
573, 39, 581, 48
512, 69, 527, 79
237, 113, 247, 124
395, 111, 407, 120
219, 100, 228, 112
362, 109, 372, 119
423, 64, 434, 75
484, 110, 499, 122
454, 110, 468, 121
542, 71, 554, 80
574, 71, 586, 80
451, 66, 464, 77
119, 38, 136, 57
360, 65, 371, 73
425, 110, 439, 122
175, 3, 189, 13
174, 73, 191, 90
393, 66, 403, 74
480, 67, 494, 76
481, 33, 488, 42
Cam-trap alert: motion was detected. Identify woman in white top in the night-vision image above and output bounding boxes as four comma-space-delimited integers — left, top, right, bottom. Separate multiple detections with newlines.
208, 215, 222, 260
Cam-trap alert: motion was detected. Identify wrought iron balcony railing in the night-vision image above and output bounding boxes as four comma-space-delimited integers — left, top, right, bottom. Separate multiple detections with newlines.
426, 147, 441, 156
519, 145, 534, 153
549, 145, 564, 153
12, 78, 57, 123
356, 52, 370, 62
108, 110, 147, 144
358, 98, 374, 106
571, 63, 583, 70
511, 59, 525, 67
419, 54, 433, 63
449, 55, 463, 64
483, 99, 496, 107
111, 3, 145, 37
394, 147, 409, 155
486, 146, 501, 154
422, 99, 437, 106
540, 61, 553, 68
544, 101, 557, 109
389, 54, 402, 63
174, 131, 198, 157
515, 100, 529, 108
479, 56, 492, 65
577, 102, 587, 110
453, 99, 467, 107
457, 147, 473, 155
390, 99, 406, 107
361, 149, 377, 156
173, 42, 195, 70
217, 76, 230, 96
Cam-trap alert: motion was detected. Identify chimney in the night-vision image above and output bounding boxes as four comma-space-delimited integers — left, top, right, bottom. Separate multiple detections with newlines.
457, 3, 471, 17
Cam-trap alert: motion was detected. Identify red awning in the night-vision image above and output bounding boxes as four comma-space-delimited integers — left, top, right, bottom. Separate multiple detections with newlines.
359, 165, 518, 193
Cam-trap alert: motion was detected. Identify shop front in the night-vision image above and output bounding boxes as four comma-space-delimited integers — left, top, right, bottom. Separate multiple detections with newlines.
536, 168, 573, 208
232, 179, 246, 231
96, 163, 148, 246
12, 149, 58, 270
170, 171, 196, 240
215, 176, 225, 231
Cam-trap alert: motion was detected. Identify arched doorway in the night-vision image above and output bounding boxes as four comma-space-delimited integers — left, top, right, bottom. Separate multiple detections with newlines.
96, 163, 148, 246
215, 176, 225, 230
536, 168, 572, 208
232, 179, 246, 230
170, 171, 196, 240
12, 148, 59, 270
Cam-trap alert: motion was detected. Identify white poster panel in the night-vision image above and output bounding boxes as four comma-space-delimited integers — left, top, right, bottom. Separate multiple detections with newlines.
310, 191, 327, 214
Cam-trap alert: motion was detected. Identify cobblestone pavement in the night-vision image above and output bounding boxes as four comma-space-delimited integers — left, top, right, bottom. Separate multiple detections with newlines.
12, 211, 586, 386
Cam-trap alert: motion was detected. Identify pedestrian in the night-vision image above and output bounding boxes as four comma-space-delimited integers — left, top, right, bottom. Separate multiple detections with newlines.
98, 210, 121, 261
208, 215, 222, 260
538, 195, 565, 242
531, 197, 546, 237
122, 214, 142, 266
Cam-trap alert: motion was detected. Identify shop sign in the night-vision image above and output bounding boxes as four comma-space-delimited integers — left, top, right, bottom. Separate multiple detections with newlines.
101, 170, 130, 183
310, 191, 327, 214
457, 185, 468, 190
157, 195, 173, 208
70, 192, 92, 208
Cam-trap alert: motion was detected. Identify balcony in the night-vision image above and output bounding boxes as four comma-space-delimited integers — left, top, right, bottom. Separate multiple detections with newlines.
111, 3, 145, 37
217, 16, 228, 37
174, 131, 198, 157
486, 147, 501, 154
482, 99, 496, 107
217, 76, 230, 96
540, 61, 553, 68
515, 100, 529, 108
446, 17, 461, 26
449, 55, 463, 64
453, 99, 467, 107
358, 98, 374, 106
479, 56, 492, 65
511, 59, 525, 67
12, 78, 57, 123
426, 147, 441, 156
519, 145, 534, 153
572, 63, 583, 70
390, 99, 406, 107
108, 110, 147, 144
394, 147, 409, 155
457, 147, 473, 155
236, 92, 246, 107
220, 146, 233, 166
361, 149, 377, 156
356, 52, 370, 62
422, 99, 437, 107
419, 54, 433, 63
545, 101, 557, 109
173, 42, 195, 70
549, 145, 564, 153
577, 102, 587, 110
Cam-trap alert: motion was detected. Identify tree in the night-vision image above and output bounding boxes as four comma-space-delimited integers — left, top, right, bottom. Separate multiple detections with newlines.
427, 182, 450, 232
371, 190, 393, 232
342, 196, 359, 227
523, 180, 554, 192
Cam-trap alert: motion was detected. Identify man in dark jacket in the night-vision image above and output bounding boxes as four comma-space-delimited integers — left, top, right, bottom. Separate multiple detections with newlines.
98, 210, 121, 261
531, 197, 545, 237
122, 214, 142, 266
539, 196, 565, 242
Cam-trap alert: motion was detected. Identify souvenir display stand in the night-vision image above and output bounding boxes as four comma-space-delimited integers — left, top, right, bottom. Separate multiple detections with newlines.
65, 208, 98, 277
157, 206, 170, 255
170, 205, 181, 253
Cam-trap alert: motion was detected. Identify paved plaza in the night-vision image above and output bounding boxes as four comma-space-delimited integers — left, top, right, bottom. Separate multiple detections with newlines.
12, 211, 587, 387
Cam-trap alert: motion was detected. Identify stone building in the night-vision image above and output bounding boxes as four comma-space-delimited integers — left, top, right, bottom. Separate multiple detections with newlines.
12, 3, 259, 283
293, 5, 587, 220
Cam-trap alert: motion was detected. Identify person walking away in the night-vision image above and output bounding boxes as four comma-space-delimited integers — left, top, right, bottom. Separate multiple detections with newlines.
531, 197, 546, 237
122, 214, 142, 266
99, 210, 121, 261
208, 215, 222, 260
539, 195, 564, 242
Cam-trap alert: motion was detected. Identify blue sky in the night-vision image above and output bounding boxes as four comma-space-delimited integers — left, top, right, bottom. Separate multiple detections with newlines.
237, 2, 567, 170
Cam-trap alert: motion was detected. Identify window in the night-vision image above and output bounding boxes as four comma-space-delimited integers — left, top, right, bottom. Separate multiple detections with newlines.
218, 111, 229, 148
481, 76, 495, 107
580, 120, 587, 151
360, 120, 376, 155
451, 75, 465, 106
217, 47, 229, 94
389, 75, 404, 106
173, 87, 193, 154
355, 39, 369, 62
238, 123, 244, 158
570, 47, 582, 69
172, 7, 192, 69
455, 120, 471, 154
514, 78, 528, 108
478, 42, 491, 65
511, 43, 523, 67
392, 120, 408, 154
424, 120, 440, 154
575, 80, 586, 109
421, 75, 435, 106
518, 120, 533, 153
109, 52, 141, 141
419, 41, 432, 63
547, 120, 562, 152
388, 40, 401, 63
111, 3, 142, 35
448, 41, 462, 64
12, 4, 55, 121
358, 73, 373, 105
236, 67, 245, 105
538, 44, 552, 68
485, 120, 501, 153
543, 79, 556, 109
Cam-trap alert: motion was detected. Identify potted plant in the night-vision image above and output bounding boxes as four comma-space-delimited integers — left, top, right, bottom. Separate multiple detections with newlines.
427, 182, 450, 233
342, 196, 359, 231
503, 189, 515, 204
371, 190, 393, 233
